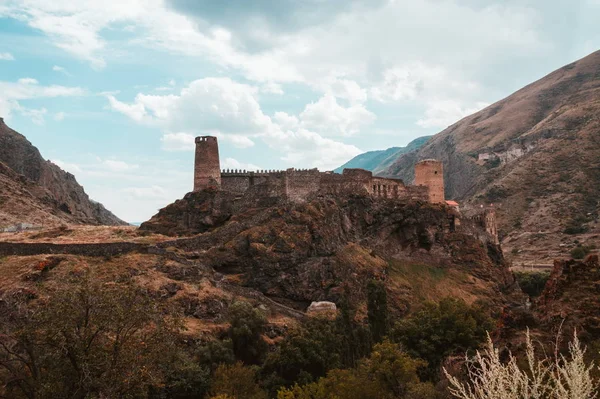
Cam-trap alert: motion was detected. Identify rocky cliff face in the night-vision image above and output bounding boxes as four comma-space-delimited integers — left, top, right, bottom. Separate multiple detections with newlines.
0, 119, 126, 227
143, 190, 519, 314
381, 50, 600, 265
535, 255, 600, 338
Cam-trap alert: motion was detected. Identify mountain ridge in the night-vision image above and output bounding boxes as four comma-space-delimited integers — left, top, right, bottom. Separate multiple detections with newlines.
334, 136, 431, 174
380, 50, 600, 264
0, 118, 126, 227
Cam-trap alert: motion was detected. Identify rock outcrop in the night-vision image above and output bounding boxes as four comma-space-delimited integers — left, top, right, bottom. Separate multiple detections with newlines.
140, 189, 235, 236
0, 118, 125, 227
535, 254, 600, 337
143, 190, 519, 313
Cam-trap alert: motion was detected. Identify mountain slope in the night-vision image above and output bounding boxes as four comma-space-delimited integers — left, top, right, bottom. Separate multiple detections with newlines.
334, 136, 431, 174
0, 118, 126, 227
382, 50, 600, 264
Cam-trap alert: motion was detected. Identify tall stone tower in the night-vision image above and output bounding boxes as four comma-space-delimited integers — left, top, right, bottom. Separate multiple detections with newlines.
194, 136, 221, 191
414, 159, 445, 203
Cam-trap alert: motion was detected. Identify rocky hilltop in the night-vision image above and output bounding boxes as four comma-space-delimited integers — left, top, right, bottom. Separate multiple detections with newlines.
0, 118, 126, 227
140, 190, 519, 314
381, 50, 600, 265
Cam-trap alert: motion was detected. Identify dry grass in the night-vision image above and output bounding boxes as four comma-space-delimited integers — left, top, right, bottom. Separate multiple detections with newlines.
0, 225, 172, 244
387, 260, 489, 306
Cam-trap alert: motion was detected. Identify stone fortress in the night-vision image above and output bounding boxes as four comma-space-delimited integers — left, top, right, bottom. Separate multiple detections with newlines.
193, 136, 444, 204
193, 136, 498, 243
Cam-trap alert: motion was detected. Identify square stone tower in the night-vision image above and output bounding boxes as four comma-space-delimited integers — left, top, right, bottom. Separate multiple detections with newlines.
194, 136, 221, 191
414, 159, 445, 203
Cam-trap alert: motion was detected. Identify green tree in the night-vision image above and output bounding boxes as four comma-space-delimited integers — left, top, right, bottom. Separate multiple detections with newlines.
514, 272, 550, 298
210, 362, 267, 399
336, 295, 372, 368
277, 341, 437, 399
261, 317, 343, 393
391, 297, 493, 379
367, 279, 389, 343
228, 301, 268, 365
0, 273, 180, 399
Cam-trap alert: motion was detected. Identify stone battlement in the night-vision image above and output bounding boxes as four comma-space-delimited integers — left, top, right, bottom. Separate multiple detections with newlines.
193, 136, 445, 206
220, 167, 319, 176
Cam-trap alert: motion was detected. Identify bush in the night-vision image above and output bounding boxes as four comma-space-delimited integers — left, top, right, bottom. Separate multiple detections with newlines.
571, 246, 591, 260
261, 297, 372, 394
367, 279, 389, 343
445, 330, 597, 399
391, 298, 493, 379
277, 341, 436, 399
210, 362, 267, 399
564, 216, 590, 235
514, 272, 550, 298
0, 273, 181, 399
261, 317, 343, 391
228, 301, 268, 365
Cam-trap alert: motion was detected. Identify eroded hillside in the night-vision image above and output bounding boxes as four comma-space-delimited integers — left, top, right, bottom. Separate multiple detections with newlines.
381, 50, 600, 266
0, 118, 126, 228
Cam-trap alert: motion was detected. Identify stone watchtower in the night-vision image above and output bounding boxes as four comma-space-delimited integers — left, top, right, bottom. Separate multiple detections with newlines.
194, 136, 221, 191
414, 159, 445, 203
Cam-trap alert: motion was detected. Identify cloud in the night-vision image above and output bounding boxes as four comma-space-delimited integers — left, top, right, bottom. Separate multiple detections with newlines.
106, 94, 148, 122
221, 157, 261, 171
260, 82, 284, 95
0, 76, 82, 124
108, 77, 272, 134
18, 107, 47, 125
161, 132, 194, 151
0, 52, 15, 61
110, 77, 361, 170
265, 127, 361, 170
221, 135, 255, 148
299, 93, 376, 136
52, 65, 71, 76
326, 78, 367, 104
18, 78, 39, 85
54, 111, 66, 121
123, 185, 169, 200
102, 159, 139, 172
417, 100, 490, 128
50, 159, 82, 174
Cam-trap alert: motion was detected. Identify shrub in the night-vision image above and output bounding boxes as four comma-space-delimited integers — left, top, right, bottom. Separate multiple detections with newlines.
445, 330, 597, 399
261, 317, 343, 391
228, 301, 268, 365
514, 272, 550, 298
571, 246, 591, 260
391, 298, 493, 379
210, 362, 267, 399
367, 279, 389, 343
277, 341, 436, 399
0, 273, 181, 398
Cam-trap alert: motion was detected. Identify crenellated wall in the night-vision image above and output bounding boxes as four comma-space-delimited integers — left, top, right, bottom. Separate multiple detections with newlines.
219, 167, 431, 204
193, 135, 445, 206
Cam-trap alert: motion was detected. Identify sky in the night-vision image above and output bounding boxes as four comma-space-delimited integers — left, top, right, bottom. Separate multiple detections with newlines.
0, 0, 598, 223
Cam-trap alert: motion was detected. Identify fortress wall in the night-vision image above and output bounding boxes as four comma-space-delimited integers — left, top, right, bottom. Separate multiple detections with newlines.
285, 168, 322, 203
319, 172, 370, 196
242, 172, 287, 205
222, 174, 252, 194
371, 177, 408, 199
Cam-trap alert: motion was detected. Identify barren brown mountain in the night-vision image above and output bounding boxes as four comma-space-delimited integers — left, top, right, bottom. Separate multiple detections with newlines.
0, 118, 126, 228
383, 50, 600, 266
